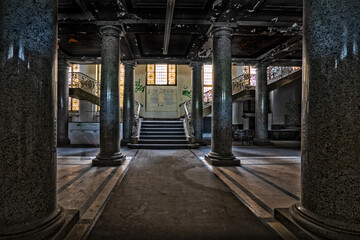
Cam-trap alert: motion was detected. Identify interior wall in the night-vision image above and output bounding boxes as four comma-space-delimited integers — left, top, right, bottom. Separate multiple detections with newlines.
134, 64, 191, 119
270, 78, 302, 126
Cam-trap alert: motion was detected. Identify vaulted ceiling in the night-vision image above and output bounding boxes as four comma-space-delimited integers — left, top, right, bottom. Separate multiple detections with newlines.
58, 0, 303, 65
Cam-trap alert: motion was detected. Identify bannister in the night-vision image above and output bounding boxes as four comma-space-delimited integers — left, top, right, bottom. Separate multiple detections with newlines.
70, 72, 100, 96
180, 99, 195, 141
203, 66, 301, 106
131, 100, 143, 142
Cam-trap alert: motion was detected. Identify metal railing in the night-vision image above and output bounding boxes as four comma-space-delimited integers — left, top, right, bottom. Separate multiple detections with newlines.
70, 72, 100, 96
132, 100, 143, 140
179, 99, 194, 140
267, 66, 301, 84
203, 66, 301, 106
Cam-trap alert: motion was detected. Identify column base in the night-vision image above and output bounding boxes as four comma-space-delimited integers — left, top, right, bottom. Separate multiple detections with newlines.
205, 151, 240, 166
196, 141, 207, 146
120, 139, 130, 146
92, 152, 126, 166
288, 203, 360, 240
57, 138, 71, 147
253, 139, 273, 146
0, 205, 68, 240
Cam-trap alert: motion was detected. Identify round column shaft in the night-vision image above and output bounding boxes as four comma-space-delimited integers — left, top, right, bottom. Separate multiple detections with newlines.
122, 60, 136, 145
57, 58, 71, 145
290, 1, 360, 239
205, 27, 239, 166
0, 1, 66, 239
93, 26, 125, 166
190, 61, 204, 144
254, 63, 271, 145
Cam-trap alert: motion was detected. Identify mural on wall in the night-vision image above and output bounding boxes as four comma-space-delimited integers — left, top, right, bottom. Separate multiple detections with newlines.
182, 85, 191, 98
135, 79, 145, 93
146, 87, 177, 112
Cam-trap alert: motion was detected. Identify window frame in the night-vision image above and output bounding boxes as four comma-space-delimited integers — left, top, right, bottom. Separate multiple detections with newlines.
146, 64, 177, 86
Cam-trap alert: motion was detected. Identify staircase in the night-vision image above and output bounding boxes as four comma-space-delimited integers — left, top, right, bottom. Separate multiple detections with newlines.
128, 119, 197, 149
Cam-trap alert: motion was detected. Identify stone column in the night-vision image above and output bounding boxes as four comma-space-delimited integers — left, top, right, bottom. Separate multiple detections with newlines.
254, 63, 271, 145
92, 26, 125, 166
190, 61, 204, 144
0, 0, 67, 239
205, 27, 239, 166
121, 60, 136, 145
57, 58, 71, 145
288, 1, 360, 239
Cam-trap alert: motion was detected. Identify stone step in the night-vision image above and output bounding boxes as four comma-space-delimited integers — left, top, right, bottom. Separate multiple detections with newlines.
138, 139, 188, 144
141, 124, 183, 128
141, 128, 184, 132
127, 143, 198, 149
139, 135, 187, 140
141, 121, 183, 124
140, 131, 186, 136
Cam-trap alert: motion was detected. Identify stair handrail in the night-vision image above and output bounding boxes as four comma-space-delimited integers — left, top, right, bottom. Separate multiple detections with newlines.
203, 67, 302, 107
267, 66, 301, 84
181, 99, 195, 141
70, 72, 100, 96
131, 100, 143, 142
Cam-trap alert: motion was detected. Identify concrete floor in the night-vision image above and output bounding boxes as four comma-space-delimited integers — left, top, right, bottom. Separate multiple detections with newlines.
58, 141, 301, 240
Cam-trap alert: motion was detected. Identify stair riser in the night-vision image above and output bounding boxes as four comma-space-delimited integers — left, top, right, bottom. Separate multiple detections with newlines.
140, 136, 187, 140
139, 140, 188, 144
141, 132, 185, 136
141, 125, 183, 128
141, 128, 184, 132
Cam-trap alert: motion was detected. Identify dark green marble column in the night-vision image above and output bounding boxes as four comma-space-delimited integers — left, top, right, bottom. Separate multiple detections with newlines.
57, 58, 71, 146
288, 1, 360, 239
92, 26, 126, 166
190, 61, 204, 144
254, 63, 271, 145
121, 60, 136, 145
205, 27, 239, 166
0, 0, 67, 239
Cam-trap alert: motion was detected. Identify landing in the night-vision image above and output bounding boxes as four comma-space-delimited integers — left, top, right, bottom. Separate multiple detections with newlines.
87, 149, 280, 240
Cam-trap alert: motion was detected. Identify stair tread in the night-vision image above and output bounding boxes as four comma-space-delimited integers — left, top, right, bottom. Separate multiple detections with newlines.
127, 143, 198, 149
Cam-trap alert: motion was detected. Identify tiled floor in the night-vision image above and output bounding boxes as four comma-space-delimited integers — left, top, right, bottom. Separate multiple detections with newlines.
56, 148, 139, 240
191, 142, 300, 239
57, 142, 301, 240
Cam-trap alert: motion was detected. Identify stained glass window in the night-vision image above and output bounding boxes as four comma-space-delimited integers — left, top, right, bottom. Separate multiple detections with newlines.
146, 64, 176, 85
168, 65, 176, 85
203, 64, 213, 93
119, 64, 125, 108
69, 64, 79, 111
147, 64, 155, 85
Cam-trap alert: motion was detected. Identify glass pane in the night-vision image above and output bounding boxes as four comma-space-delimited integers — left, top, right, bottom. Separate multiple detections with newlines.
204, 64, 213, 86
168, 64, 176, 85
147, 64, 155, 85
119, 64, 124, 108
155, 64, 168, 85
204, 86, 212, 93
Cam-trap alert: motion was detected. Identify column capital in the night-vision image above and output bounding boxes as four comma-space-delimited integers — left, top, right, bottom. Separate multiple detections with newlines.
58, 58, 70, 68
122, 60, 137, 68
99, 25, 121, 38
189, 61, 203, 69
255, 62, 270, 68
211, 27, 233, 39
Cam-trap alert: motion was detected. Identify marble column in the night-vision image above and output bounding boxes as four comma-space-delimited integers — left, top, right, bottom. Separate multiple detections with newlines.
57, 58, 71, 145
205, 27, 239, 166
92, 26, 125, 166
254, 63, 271, 145
289, 1, 360, 239
121, 60, 136, 145
190, 61, 204, 144
0, 0, 67, 239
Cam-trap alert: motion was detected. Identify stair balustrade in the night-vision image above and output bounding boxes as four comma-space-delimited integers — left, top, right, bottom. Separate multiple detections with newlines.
203, 66, 302, 107
131, 100, 143, 143
179, 99, 195, 142
70, 72, 100, 96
